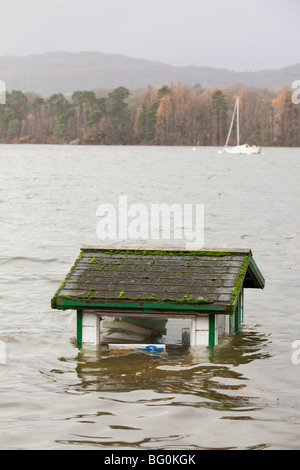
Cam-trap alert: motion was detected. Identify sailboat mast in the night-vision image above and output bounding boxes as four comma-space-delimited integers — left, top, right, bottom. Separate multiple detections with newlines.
236, 97, 240, 146
225, 98, 238, 147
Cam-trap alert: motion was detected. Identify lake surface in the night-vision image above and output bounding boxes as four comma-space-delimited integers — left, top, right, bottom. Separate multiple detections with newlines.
0, 144, 299, 450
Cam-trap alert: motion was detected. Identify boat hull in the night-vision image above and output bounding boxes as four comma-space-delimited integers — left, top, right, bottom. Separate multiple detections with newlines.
220, 144, 262, 155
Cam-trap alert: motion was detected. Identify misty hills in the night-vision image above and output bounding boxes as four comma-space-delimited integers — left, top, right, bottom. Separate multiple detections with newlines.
0, 51, 298, 96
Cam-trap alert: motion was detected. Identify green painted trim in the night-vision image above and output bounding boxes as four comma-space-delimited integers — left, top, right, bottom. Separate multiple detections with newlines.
54, 298, 231, 313
231, 255, 249, 305
241, 289, 244, 322
77, 310, 82, 348
234, 296, 239, 331
229, 314, 233, 335
234, 291, 243, 332
209, 314, 216, 347
248, 256, 265, 289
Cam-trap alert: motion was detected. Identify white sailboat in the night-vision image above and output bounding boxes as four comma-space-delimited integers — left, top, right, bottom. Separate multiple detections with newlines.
219, 97, 262, 155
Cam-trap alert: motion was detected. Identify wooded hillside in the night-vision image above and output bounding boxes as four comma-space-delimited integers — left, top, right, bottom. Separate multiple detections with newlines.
0, 83, 299, 147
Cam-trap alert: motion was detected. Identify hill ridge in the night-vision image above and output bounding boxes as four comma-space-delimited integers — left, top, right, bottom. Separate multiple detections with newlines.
0, 51, 298, 95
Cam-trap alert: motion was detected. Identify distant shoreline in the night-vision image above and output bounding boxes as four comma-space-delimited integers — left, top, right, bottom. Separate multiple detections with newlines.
1, 84, 299, 147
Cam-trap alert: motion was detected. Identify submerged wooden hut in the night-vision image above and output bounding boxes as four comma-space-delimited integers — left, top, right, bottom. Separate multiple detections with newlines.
51, 246, 265, 348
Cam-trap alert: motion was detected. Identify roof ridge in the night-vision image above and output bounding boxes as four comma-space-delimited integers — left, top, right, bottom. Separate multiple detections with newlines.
80, 245, 251, 255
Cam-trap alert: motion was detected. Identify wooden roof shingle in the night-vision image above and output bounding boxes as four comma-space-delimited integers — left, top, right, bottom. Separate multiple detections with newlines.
51, 247, 264, 315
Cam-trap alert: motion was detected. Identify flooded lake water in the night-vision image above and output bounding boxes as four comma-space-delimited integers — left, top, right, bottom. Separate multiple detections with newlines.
0, 144, 299, 450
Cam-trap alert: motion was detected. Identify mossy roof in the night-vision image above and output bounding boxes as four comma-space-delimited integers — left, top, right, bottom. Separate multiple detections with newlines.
51, 246, 265, 315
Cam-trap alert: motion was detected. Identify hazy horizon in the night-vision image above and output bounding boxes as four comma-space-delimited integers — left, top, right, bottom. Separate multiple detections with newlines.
0, 0, 298, 73
0, 49, 299, 73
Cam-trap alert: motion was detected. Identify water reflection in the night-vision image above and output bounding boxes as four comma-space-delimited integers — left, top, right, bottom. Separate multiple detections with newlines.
61, 326, 271, 414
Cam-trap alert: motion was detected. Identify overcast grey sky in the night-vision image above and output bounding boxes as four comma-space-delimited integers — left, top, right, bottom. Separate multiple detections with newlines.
0, 0, 299, 71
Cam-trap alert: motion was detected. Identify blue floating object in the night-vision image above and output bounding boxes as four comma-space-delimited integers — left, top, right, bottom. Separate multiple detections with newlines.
108, 343, 166, 353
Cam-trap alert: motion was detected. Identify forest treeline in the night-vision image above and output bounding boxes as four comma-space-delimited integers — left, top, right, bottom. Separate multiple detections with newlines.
0, 83, 299, 147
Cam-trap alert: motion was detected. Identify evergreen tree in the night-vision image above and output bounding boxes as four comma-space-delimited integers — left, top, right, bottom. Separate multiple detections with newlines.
211, 90, 228, 146
105, 87, 132, 144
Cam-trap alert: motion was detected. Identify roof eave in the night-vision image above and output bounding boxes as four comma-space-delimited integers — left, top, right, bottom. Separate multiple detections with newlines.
52, 297, 232, 314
